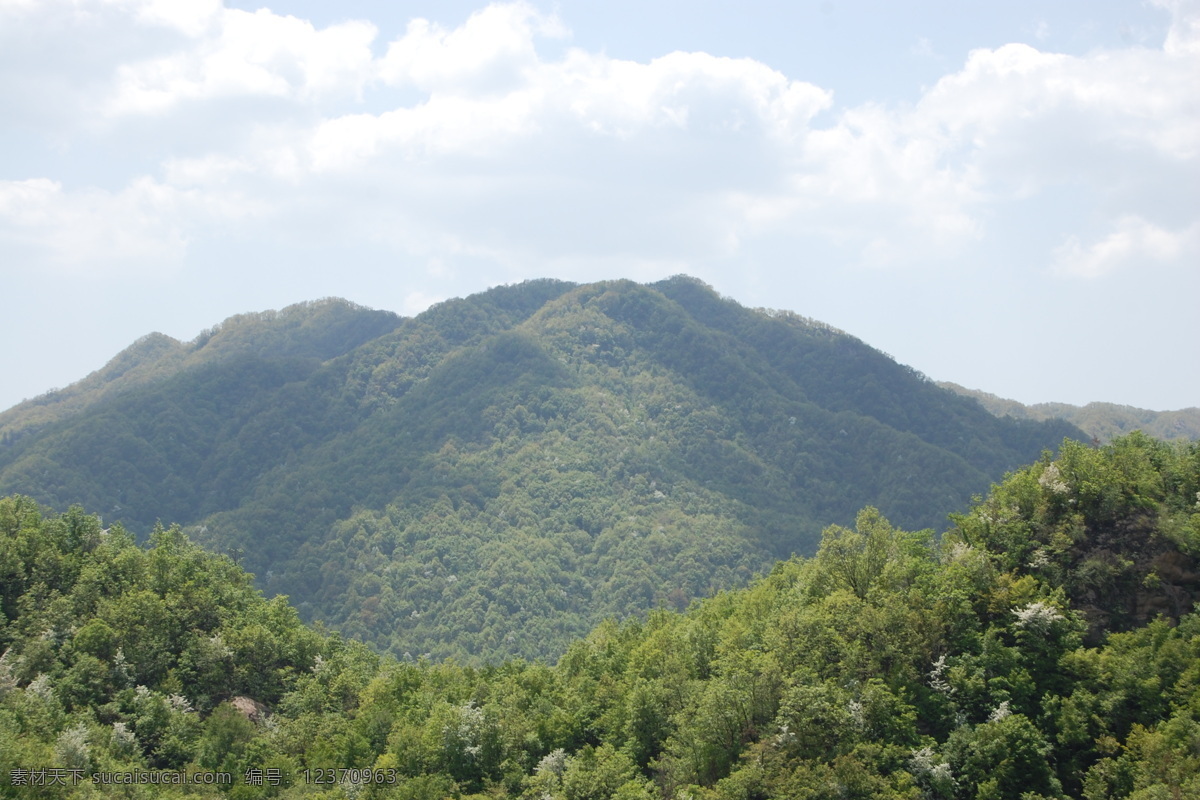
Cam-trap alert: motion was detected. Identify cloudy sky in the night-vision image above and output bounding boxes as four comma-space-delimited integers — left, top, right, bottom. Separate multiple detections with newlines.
2, 0, 1197, 413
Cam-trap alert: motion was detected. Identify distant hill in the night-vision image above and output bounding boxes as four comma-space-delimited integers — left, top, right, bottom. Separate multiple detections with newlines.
0, 278, 1084, 661
938, 381, 1200, 442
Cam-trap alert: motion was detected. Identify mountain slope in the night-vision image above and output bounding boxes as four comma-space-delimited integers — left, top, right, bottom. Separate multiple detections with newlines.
0, 277, 1084, 660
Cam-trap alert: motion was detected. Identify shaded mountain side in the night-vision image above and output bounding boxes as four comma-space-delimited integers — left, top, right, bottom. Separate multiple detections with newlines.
0, 277, 1085, 660
939, 380, 1200, 442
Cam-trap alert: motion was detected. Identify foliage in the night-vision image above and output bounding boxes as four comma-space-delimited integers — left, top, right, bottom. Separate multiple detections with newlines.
0, 432, 1198, 796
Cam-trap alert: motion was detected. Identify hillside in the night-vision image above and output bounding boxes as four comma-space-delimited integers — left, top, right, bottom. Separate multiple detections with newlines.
1, 433, 1197, 798
0, 277, 1084, 661
939, 381, 1200, 443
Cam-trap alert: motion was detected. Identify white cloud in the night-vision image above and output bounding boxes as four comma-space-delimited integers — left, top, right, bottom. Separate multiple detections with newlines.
0, 177, 186, 274
108, 8, 378, 114
304, 88, 545, 171
378, 2, 564, 94
918, 40, 1199, 167
118, 0, 223, 37
562, 49, 830, 139
1156, 0, 1200, 55
1053, 216, 1198, 277
1, 0, 1196, 282
792, 12, 1198, 266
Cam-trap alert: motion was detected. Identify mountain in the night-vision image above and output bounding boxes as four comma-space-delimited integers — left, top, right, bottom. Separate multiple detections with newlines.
0, 277, 1084, 661
939, 381, 1200, 443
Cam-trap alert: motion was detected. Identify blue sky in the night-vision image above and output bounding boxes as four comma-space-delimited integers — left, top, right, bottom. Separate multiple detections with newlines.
2, 0, 1197, 412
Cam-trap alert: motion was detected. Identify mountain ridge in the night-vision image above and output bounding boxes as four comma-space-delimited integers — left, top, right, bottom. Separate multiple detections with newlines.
938, 380, 1200, 442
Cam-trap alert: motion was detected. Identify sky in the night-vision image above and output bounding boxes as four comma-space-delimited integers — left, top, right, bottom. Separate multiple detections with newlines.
2, 0, 1198, 413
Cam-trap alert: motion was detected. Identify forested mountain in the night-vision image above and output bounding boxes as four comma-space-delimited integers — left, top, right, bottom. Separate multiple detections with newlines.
0, 278, 1083, 660
939, 382, 1200, 443
1, 433, 1197, 798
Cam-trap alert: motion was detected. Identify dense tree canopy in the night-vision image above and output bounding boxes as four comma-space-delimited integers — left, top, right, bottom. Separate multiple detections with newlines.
1, 432, 1197, 798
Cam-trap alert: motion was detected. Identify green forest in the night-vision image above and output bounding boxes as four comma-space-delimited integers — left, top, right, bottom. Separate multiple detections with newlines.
2, 432, 1198, 798
0, 278, 1083, 662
